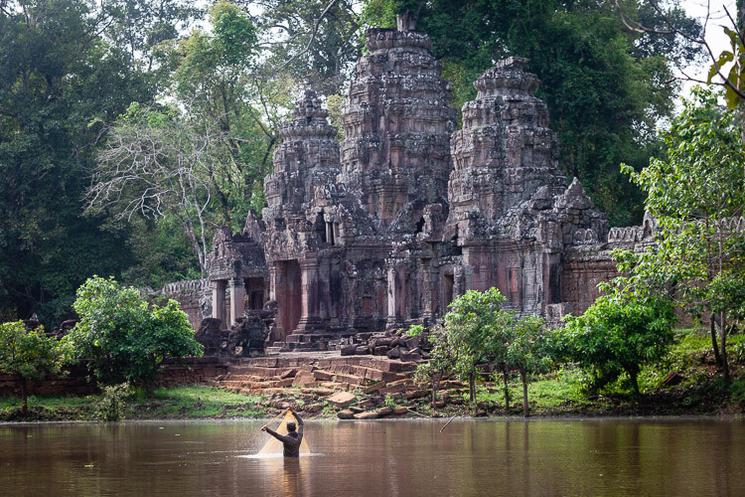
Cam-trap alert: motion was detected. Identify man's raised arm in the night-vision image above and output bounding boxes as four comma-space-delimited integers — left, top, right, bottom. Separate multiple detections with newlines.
292, 410, 304, 436
262, 426, 291, 444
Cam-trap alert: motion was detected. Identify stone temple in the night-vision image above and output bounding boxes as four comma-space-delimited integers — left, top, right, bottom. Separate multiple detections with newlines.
167, 18, 656, 351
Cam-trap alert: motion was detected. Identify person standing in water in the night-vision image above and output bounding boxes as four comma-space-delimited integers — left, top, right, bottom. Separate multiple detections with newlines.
261, 409, 304, 457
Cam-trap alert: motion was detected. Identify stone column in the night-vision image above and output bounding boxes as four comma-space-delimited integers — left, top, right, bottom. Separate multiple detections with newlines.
421, 262, 436, 320
210, 280, 227, 325
296, 258, 322, 331
228, 278, 246, 326
386, 264, 407, 327
267, 265, 283, 342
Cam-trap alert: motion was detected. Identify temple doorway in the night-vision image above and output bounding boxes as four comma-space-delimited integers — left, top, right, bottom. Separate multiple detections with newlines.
277, 260, 302, 338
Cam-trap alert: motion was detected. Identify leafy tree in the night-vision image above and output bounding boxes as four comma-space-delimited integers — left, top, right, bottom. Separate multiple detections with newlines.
0, 321, 68, 416
413, 289, 552, 415
556, 293, 676, 395
241, 0, 362, 96
64, 276, 203, 391
0, 0, 173, 323
620, 88, 745, 382
505, 315, 550, 416
361, 0, 702, 226
443, 288, 514, 403
409, 324, 456, 406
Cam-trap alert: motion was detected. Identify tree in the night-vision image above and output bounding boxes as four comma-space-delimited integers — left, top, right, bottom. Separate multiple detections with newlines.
87, 104, 224, 274
361, 0, 702, 226
442, 288, 514, 403
64, 276, 203, 391
620, 88, 745, 382
409, 324, 456, 407
241, 0, 362, 96
0, 321, 68, 416
0, 0, 160, 324
0, 0, 203, 323
556, 293, 676, 395
505, 315, 550, 416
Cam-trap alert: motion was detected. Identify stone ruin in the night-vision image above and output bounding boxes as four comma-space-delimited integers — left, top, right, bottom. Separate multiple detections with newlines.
164, 16, 657, 353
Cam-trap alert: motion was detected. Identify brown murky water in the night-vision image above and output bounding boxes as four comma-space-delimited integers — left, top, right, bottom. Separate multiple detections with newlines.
1, 418, 744, 497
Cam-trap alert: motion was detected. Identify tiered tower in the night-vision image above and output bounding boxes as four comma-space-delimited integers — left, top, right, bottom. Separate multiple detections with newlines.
339, 16, 454, 234
446, 57, 566, 243
264, 89, 340, 218
263, 90, 343, 338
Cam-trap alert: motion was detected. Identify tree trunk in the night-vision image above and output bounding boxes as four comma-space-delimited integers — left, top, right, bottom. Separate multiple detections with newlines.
710, 314, 722, 364
720, 312, 731, 384
502, 365, 511, 410
629, 369, 640, 397
519, 368, 529, 417
431, 376, 439, 407
468, 372, 476, 404
19, 377, 28, 417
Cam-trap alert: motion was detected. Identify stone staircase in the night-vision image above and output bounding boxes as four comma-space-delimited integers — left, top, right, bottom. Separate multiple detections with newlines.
212, 354, 418, 395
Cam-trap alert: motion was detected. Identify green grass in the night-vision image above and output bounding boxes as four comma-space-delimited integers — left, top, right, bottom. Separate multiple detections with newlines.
462, 327, 745, 415
0, 385, 266, 422
130, 385, 265, 419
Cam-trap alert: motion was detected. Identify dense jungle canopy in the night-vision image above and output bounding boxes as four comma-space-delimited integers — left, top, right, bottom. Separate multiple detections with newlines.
0, 0, 710, 324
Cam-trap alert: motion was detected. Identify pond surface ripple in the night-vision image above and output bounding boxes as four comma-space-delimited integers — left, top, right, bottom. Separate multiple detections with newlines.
1, 417, 743, 497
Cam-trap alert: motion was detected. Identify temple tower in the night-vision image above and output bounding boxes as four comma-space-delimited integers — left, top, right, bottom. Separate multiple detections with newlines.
339, 16, 454, 235
446, 57, 566, 242
263, 90, 342, 339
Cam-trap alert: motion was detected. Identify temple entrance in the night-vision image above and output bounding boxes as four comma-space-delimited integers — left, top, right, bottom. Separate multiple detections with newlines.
246, 277, 266, 310
277, 260, 302, 339
443, 273, 454, 309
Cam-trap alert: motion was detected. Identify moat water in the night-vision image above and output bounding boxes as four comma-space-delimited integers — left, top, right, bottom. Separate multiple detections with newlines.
1, 418, 744, 497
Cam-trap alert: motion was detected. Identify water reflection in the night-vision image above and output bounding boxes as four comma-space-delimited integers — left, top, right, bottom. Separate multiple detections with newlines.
0, 418, 743, 497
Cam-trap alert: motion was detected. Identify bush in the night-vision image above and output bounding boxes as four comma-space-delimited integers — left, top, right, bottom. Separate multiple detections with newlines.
556, 293, 676, 395
94, 383, 134, 421
64, 276, 204, 391
0, 321, 68, 415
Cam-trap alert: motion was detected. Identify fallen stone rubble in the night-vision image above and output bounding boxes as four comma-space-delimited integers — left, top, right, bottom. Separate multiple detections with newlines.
339, 329, 432, 362
210, 353, 470, 420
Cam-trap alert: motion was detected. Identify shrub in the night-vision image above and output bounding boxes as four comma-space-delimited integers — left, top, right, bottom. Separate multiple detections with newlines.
556, 293, 676, 395
64, 276, 204, 391
0, 321, 68, 416
94, 383, 134, 421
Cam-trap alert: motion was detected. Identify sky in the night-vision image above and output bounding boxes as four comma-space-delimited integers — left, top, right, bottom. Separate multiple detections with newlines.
681, 0, 738, 95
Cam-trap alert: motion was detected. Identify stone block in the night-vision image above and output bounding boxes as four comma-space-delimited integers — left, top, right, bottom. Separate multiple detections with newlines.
326, 391, 356, 407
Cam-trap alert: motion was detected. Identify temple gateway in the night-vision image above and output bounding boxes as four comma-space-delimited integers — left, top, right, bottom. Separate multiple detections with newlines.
165, 17, 656, 351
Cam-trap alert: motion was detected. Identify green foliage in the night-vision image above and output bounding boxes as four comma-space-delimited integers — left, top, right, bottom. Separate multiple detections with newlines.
94, 383, 134, 422
415, 288, 551, 414
64, 276, 203, 388
0, 321, 67, 382
506, 315, 551, 376
443, 288, 511, 389
621, 88, 745, 378
557, 293, 676, 395
0, 321, 68, 414
210, 1, 257, 65
406, 324, 425, 337
0, 0, 163, 324
254, 0, 360, 95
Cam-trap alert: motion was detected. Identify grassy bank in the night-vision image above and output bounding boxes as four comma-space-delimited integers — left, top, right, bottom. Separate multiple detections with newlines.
443, 328, 745, 417
0, 386, 267, 422
2, 329, 744, 422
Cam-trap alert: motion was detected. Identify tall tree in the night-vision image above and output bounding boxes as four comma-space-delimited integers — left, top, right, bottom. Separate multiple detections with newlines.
620, 88, 745, 382
0, 0, 161, 324
239, 0, 362, 96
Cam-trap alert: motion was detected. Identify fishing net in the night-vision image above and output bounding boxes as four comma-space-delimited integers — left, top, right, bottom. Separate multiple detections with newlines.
258, 410, 310, 455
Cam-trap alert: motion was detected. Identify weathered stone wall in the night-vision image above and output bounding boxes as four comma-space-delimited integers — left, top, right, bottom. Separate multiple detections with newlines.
0, 365, 96, 397
160, 279, 209, 330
